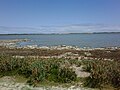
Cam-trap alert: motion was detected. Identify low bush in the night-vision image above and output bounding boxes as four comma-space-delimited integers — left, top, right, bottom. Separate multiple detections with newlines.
83, 60, 120, 89
0, 55, 77, 86
57, 67, 77, 83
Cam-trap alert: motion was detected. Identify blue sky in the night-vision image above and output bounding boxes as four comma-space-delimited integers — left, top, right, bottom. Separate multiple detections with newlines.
0, 0, 120, 33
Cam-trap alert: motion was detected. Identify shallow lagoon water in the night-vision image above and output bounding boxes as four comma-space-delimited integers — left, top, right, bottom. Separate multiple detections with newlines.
0, 34, 120, 48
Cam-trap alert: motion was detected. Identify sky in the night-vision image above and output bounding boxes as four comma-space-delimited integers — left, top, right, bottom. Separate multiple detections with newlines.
0, 0, 120, 34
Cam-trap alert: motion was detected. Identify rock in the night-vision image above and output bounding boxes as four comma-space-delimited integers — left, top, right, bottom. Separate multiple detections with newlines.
71, 65, 90, 78
84, 52, 91, 56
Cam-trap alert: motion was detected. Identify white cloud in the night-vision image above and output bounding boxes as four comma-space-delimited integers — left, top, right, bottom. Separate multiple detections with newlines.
0, 24, 120, 34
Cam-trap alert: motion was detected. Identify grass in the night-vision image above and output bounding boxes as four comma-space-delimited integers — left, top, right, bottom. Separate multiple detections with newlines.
82, 60, 120, 89
0, 54, 120, 89
0, 55, 77, 86
14, 75, 28, 83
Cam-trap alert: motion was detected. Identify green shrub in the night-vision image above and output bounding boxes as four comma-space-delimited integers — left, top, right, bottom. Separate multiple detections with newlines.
0, 55, 77, 85
83, 60, 120, 89
57, 67, 77, 83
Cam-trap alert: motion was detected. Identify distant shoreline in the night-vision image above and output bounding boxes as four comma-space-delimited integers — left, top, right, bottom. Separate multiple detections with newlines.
0, 32, 120, 35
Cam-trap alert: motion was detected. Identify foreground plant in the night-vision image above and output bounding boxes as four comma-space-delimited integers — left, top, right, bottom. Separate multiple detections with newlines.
83, 60, 120, 89
0, 55, 77, 86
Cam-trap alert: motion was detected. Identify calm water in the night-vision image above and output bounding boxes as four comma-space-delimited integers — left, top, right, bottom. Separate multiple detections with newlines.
0, 34, 120, 48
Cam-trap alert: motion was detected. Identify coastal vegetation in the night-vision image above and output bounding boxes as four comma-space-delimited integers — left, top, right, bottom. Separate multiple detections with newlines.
0, 53, 120, 89
0, 46, 120, 61
0, 55, 77, 86
0, 41, 120, 89
82, 60, 120, 89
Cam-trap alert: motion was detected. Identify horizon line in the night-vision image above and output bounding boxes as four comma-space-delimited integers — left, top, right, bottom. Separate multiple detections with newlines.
0, 32, 120, 35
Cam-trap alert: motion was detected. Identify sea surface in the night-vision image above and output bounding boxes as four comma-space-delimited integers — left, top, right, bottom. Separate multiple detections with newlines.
0, 34, 120, 48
